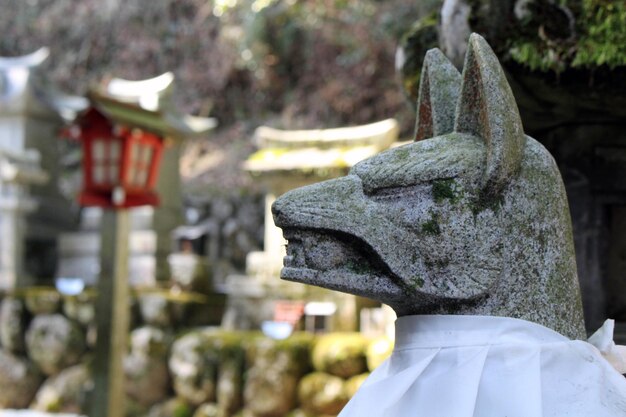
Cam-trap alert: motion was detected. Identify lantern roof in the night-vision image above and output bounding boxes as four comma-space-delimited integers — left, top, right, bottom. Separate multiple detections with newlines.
0, 48, 85, 120
86, 72, 217, 139
244, 118, 399, 175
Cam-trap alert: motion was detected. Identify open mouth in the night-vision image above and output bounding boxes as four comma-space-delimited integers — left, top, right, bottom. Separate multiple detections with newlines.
279, 228, 409, 306
280, 228, 396, 282
282, 229, 357, 272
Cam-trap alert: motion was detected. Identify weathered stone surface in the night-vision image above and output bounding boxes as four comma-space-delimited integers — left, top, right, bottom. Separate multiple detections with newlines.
25, 314, 86, 375
168, 253, 212, 293
139, 294, 172, 327
244, 366, 298, 417
0, 297, 27, 353
272, 33, 586, 340
148, 398, 194, 417
125, 353, 170, 408
31, 363, 92, 413
125, 326, 170, 407
250, 333, 314, 375
169, 331, 218, 406
192, 403, 220, 417
243, 334, 314, 417
414, 48, 461, 141
297, 372, 348, 415
215, 360, 243, 417
0, 349, 42, 408
311, 333, 367, 378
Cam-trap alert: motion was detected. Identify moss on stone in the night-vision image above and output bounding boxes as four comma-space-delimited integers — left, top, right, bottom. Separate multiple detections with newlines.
421, 215, 441, 235
424, 258, 450, 269
346, 260, 371, 275
411, 277, 425, 289
470, 191, 504, 216
432, 178, 459, 203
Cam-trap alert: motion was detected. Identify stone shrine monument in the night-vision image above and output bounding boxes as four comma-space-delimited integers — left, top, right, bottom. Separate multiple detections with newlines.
273, 34, 626, 415
0, 48, 78, 288
57, 73, 216, 286
222, 119, 398, 330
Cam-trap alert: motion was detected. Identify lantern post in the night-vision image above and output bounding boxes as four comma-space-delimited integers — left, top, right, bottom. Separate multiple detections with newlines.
66, 73, 216, 417
70, 111, 167, 417
92, 206, 130, 417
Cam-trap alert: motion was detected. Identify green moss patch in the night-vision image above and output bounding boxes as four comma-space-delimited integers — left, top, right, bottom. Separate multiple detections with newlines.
421, 215, 441, 235
432, 178, 460, 203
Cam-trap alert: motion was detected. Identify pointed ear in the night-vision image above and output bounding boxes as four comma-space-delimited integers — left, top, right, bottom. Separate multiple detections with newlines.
454, 33, 526, 194
414, 48, 462, 141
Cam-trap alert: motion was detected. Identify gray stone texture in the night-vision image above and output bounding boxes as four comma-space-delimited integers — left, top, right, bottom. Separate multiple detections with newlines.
138, 294, 173, 328
297, 372, 348, 416
25, 314, 86, 375
243, 335, 314, 417
272, 33, 586, 340
124, 326, 171, 408
62, 294, 95, 327
0, 297, 27, 353
168, 331, 219, 406
414, 48, 461, 141
0, 349, 42, 408
30, 364, 92, 414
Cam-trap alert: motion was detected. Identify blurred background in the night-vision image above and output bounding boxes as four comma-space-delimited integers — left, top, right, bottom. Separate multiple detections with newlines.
1, 0, 626, 416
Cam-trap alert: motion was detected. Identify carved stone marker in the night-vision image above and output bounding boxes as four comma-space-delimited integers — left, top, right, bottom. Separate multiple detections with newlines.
273, 34, 626, 415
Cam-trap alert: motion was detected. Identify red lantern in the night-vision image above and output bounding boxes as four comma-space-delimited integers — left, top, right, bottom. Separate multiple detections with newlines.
70, 108, 165, 208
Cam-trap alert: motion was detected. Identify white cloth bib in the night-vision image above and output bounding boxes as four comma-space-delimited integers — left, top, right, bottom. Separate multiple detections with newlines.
339, 315, 626, 417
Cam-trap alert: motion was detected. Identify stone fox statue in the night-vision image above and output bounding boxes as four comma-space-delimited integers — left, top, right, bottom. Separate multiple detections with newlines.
273, 34, 626, 416
273, 33, 585, 340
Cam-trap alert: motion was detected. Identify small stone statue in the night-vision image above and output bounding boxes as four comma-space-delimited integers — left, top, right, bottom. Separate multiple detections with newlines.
273, 34, 626, 416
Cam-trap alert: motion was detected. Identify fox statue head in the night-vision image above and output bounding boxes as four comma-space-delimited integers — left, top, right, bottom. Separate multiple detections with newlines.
272, 34, 586, 340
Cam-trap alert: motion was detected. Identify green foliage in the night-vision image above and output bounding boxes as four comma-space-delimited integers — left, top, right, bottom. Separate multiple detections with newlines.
173, 402, 194, 417
508, 0, 626, 71
572, 0, 626, 68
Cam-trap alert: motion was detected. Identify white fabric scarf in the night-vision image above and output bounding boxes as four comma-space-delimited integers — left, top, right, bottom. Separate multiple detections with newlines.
339, 315, 626, 417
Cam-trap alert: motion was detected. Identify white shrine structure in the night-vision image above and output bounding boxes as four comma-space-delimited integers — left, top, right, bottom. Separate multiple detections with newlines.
0, 48, 81, 289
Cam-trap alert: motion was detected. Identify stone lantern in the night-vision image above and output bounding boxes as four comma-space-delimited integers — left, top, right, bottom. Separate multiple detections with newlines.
60, 73, 215, 417
57, 72, 216, 286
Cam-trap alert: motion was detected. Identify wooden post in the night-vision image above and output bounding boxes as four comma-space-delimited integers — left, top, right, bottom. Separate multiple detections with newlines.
90, 209, 130, 417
